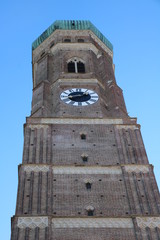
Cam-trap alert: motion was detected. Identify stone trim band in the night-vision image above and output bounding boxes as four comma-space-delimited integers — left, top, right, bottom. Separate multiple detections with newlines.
23, 164, 150, 174
17, 217, 160, 229
17, 217, 48, 229
27, 118, 123, 125
136, 217, 160, 229
52, 218, 133, 228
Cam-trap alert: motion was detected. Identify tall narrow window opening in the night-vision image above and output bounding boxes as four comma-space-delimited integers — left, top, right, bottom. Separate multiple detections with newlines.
68, 61, 75, 73
77, 61, 85, 73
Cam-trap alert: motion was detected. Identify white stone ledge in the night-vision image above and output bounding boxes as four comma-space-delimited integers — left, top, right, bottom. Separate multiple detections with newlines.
17, 217, 48, 229
24, 165, 50, 173
52, 218, 133, 228
136, 217, 160, 229
28, 118, 123, 125
17, 217, 160, 229
115, 125, 139, 130
124, 165, 150, 173
52, 166, 122, 175
22, 165, 150, 174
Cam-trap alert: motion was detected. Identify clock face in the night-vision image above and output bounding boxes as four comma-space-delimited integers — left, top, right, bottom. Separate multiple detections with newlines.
60, 88, 99, 106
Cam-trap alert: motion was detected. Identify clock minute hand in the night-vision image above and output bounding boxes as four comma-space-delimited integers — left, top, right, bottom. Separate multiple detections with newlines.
69, 94, 83, 98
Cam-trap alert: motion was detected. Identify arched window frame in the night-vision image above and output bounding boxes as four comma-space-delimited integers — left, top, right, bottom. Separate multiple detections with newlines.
67, 57, 85, 73
85, 206, 95, 216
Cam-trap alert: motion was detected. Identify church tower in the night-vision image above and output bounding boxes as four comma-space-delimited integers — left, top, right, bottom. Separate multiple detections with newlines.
11, 20, 160, 240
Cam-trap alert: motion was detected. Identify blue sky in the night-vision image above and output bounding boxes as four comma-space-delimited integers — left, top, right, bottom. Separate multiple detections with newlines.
1, 0, 160, 239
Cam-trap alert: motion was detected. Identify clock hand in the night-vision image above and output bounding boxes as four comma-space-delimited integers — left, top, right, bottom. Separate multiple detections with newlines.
69, 94, 83, 98
83, 91, 89, 95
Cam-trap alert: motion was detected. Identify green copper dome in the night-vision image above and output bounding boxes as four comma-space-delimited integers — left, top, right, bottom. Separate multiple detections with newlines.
32, 20, 113, 51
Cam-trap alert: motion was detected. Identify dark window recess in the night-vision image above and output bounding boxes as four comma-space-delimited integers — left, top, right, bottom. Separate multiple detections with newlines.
77, 62, 85, 73
82, 155, 88, 162
81, 133, 86, 140
64, 39, 71, 42
87, 210, 94, 216
78, 39, 84, 43
86, 182, 92, 190
68, 61, 75, 73
50, 42, 54, 48
41, 51, 45, 57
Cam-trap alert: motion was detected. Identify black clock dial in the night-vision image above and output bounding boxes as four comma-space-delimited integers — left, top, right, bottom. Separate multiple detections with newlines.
68, 91, 91, 102
60, 88, 99, 106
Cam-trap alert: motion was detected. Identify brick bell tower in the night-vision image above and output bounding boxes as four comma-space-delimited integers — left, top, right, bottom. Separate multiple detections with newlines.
11, 20, 160, 240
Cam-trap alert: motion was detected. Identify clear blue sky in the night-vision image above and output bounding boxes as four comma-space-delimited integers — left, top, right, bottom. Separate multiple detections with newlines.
1, 0, 160, 239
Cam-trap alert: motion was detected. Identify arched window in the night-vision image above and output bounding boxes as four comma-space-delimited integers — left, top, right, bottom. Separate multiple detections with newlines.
85, 206, 94, 216
67, 58, 85, 73
80, 133, 86, 140
81, 154, 88, 162
86, 182, 92, 190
